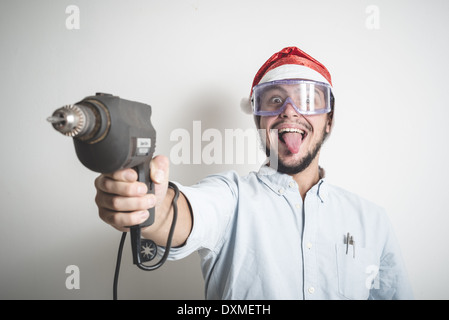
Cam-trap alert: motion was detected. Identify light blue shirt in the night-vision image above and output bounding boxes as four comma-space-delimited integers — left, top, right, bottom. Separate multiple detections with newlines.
168, 166, 413, 300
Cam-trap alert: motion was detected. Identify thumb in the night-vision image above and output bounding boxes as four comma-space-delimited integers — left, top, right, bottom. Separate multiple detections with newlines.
150, 155, 170, 205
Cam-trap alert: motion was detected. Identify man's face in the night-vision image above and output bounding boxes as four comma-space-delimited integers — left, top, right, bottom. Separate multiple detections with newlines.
259, 93, 332, 175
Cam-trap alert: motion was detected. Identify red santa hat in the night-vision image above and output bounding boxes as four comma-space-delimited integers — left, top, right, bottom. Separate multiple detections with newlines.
241, 46, 333, 114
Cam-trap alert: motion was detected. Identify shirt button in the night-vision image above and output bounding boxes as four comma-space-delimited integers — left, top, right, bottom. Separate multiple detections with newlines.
278, 188, 285, 194
306, 242, 313, 249
289, 181, 296, 188
308, 287, 315, 294
296, 203, 301, 209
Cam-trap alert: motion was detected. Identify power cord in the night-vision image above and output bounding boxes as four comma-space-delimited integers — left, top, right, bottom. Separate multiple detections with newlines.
113, 182, 180, 300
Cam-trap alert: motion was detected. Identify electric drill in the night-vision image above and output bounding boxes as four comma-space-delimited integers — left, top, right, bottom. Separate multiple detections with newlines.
48, 93, 179, 299
47, 93, 156, 226
47, 93, 180, 275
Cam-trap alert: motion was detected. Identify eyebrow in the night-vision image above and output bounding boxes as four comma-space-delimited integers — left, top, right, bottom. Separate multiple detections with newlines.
314, 88, 325, 96
261, 85, 289, 95
260, 84, 326, 97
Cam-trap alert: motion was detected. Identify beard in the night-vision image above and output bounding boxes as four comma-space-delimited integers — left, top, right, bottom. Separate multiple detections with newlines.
267, 139, 322, 174
263, 128, 328, 175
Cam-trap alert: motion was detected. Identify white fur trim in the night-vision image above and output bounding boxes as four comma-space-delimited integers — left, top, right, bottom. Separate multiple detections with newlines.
259, 64, 331, 86
240, 97, 252, 114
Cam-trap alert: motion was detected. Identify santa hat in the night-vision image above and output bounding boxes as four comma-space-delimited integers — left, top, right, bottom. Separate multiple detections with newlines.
241, 46, 333, 114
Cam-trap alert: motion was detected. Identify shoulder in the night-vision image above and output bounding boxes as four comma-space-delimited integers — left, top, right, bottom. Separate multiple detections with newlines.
191, 170, 241, 188
180, 170, 256, 201
324, 182, 388, 220
194, 170, 261, 189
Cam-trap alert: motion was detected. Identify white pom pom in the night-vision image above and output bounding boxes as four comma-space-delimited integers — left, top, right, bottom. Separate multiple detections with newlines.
240, 97, 252, 114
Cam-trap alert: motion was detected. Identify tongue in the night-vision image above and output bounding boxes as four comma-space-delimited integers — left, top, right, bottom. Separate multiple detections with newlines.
282, 132, 302, 154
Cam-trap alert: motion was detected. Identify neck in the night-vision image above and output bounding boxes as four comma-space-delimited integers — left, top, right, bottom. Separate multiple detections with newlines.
290, 155, 322, 201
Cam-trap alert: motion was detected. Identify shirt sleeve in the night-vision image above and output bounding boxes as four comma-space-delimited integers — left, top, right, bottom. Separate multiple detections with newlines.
162, 171, 239, 260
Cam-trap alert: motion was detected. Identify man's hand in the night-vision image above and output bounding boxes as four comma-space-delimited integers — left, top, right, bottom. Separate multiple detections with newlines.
94, 155, 169, 232
94, 155, 191, 246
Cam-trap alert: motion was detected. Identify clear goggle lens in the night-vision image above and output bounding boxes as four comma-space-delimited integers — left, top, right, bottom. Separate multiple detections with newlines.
251, 79, 332, 116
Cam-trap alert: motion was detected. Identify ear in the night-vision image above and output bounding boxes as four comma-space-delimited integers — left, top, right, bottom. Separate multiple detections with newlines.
326, 111, 334, 134
327, 93, 335, 133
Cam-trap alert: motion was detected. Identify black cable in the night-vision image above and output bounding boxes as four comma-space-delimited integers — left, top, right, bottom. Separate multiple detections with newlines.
112, 182, 179, 300
113, 231, 127, 300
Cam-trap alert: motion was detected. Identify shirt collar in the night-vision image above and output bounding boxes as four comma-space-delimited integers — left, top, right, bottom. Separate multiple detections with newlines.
257, 165, 328, 202
310, 178, 328, 203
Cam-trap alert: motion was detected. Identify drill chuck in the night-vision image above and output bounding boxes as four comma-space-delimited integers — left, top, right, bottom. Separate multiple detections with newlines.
47, 104, 93, 138
47, 94, 113, 146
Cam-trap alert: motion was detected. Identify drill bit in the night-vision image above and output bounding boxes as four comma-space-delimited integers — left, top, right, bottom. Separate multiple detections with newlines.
46, 116, 65, 124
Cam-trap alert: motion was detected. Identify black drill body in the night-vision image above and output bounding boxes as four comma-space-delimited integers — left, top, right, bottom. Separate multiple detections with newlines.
48, 93, 156, 228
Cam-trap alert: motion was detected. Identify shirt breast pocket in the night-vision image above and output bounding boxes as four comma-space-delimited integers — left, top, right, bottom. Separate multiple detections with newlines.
335, 244, 379, 300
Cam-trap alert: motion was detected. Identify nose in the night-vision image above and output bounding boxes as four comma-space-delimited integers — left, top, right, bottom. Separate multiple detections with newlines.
280, 103, 299, 118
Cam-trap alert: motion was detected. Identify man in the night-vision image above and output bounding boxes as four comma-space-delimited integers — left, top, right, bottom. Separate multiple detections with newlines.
94, 46, 413, 299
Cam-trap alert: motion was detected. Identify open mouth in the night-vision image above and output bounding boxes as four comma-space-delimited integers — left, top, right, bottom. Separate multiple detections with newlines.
277, 127, 308, 154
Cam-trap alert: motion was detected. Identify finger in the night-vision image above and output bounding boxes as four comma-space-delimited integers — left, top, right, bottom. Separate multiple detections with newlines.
96, 192, 156, 212
103, 168, 138, 182
95, 175, 148, 196
150, 155, 170, 207
99, 208, 150, 231
150, 155, 169, 184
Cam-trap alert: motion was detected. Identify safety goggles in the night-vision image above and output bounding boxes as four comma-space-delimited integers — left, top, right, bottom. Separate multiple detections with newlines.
251, 79, 332, 116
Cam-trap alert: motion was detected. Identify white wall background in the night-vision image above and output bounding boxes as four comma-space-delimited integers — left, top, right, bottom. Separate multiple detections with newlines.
1, 0, 448, 300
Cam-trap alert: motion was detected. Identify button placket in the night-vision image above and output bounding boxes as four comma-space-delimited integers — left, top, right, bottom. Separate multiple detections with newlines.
302, 193, 319, 299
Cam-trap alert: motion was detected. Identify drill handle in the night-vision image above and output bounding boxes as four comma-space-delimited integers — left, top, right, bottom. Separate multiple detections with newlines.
134, 160, 155, 228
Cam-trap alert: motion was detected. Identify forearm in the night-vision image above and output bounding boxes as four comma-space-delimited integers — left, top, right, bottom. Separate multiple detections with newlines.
141, 187, 193, 247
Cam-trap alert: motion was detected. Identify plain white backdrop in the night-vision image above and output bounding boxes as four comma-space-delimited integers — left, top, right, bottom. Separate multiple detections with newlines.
1, 0, 448, 299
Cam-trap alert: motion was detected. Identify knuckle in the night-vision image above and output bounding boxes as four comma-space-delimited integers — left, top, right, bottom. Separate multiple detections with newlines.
108, 214, 120, 226
95, 190, 109, 208
124, 183, 136, 196
110, 195, 121, 209
103, 178, 116, 193
98, 208, 113, 225
94, 193, 101, 206
94, 175, 103, 190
